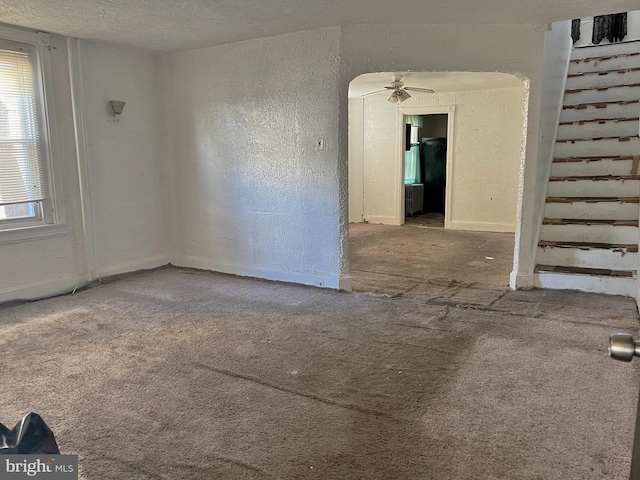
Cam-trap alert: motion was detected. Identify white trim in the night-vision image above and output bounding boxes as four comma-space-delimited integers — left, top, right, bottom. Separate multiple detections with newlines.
395, 110, 405, 226
0, 273, 86, 304
38, 39, 66, 227
397, 105, 455, 228
172, 255, 348, 290
67, 37, 96, 282
0, 223, 67, 245
96, 254, 169, 278
363, 215, 397, 225
0, 25, 50, 46
448, 220, 515, 233
0, 25, 66, 234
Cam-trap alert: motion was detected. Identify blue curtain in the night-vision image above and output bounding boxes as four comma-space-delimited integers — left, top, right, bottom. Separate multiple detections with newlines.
405, 144, 420, 185
404, 116, 422, 184
405, 115, 423, 128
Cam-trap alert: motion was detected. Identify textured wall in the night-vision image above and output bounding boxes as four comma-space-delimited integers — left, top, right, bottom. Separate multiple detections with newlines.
79, 40, 167, 276
160, 27, 347, 288
0, 35, 88, 302
359, 86, 525, 232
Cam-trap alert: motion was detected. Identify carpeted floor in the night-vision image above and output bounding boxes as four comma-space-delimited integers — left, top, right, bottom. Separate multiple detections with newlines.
1, 267, 639, 479
349, 222, 515, 292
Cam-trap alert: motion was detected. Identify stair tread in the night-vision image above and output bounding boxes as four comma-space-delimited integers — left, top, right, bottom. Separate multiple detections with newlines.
538, 240, 639, 252
568, 66, 640, 77
542, 218, 639, 226
554, 155, 636, 162
557, 135, 639, 143
570, 52, 640, 63
535, 264, 635, 277
546, 196, 640, 203
549, 174, 640, 181
559, 117, 639, 125
564, 99, 640, 109
566, 83, 640, 94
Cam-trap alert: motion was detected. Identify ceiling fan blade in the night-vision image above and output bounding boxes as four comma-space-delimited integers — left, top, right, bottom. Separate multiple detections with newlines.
404, 87, 435, 94
361, 89, 389, 98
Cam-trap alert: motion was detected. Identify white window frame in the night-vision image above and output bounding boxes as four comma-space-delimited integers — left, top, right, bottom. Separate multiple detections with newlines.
0, 25, 66, 245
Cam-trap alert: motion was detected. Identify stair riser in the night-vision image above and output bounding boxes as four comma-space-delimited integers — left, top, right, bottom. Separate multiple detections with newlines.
540, 224, 638, 244
572, 42, 640, 59
548, 179, 640, 197
567, 70, 640, 90
534, 272, 637, 297
555, 138, 640, 158
569, 55, 640, 74
552, 159, 638, 176
560, 103, 639, 122
565, 85, 640, 105
557, 120, 639, 140
544, 201, 640, 220
537, 246, 638, 270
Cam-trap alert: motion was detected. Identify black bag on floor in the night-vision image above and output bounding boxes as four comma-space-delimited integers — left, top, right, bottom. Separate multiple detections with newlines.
0, 412, 60, 454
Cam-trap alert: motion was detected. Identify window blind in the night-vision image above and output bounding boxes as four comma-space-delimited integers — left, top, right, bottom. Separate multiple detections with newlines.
0, 41, 45, 207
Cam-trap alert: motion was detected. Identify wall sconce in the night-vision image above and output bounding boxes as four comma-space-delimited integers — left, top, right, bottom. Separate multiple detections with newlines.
107, 100, 126, 124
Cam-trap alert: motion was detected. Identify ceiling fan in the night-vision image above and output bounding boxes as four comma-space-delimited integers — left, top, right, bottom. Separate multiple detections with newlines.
362, 74, 435, 103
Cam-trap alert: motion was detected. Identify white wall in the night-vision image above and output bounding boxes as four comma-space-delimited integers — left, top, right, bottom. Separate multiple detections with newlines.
160, 27, 349, 289
358, 86, 525, 232
511, 21, 572, 288
160, 23, 551, 288
0, 34, 168, 303
78, 40, 167, 277
574, 11, 640, 47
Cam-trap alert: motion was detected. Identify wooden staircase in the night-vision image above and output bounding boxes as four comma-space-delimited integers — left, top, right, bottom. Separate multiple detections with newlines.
535, 40, 640, 297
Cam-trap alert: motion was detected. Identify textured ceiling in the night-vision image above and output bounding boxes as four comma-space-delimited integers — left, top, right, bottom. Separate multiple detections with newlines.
0, 0, 638, 54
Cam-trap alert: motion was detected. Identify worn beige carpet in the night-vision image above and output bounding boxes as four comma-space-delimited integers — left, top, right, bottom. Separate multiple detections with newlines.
1, 267, 639, 479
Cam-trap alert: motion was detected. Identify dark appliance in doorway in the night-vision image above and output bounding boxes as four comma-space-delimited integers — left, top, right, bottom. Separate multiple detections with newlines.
420, 138, 446, 214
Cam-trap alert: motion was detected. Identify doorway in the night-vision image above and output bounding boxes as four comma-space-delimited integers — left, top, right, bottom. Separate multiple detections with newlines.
396, 105, 455, 229
404, 113, 448, 227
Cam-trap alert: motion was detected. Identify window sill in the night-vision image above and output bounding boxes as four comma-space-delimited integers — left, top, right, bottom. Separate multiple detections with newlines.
0, 223, 68, 245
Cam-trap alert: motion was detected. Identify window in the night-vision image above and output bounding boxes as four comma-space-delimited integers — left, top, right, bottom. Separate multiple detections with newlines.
0, 29, 65, 242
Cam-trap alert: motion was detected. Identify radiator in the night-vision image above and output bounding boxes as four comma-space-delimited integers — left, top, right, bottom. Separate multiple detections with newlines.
405, 184, 424, 217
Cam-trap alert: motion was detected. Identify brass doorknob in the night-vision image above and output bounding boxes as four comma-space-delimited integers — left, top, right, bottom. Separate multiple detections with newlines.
609, 333, 640, 362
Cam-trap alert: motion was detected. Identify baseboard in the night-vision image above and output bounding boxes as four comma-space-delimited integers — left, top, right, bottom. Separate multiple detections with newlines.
0, 274, 88, 304
510, 272, 535, 290
449, 220, 515, 233
172, 255, 348, 290
363, 215, 399, 226
339, 275, 353, 292
96, 254, 169, 279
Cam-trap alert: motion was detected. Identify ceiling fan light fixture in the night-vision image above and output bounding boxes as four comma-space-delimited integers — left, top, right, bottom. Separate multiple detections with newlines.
397, 90, 411, 102
387, 91, 399, 104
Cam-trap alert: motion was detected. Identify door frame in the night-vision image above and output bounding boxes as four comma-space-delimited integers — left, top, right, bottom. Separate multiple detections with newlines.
395, 105, 456, 227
